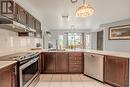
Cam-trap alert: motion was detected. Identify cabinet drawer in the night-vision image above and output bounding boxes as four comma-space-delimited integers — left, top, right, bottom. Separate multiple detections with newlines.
69, 67, 81, 72
69, 60, 82, 65
69, 57, 82, 61
69, 65, 82, 72
69, 52, 82, 57
69, 64, 82, 68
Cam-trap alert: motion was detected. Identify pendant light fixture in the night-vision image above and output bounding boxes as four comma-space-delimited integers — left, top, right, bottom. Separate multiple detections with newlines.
75, 0, 94, 17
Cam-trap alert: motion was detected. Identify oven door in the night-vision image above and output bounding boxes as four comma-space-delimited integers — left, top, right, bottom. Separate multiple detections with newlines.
19, 57, 39, 87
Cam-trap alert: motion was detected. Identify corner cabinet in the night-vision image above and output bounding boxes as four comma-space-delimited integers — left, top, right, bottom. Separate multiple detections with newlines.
0, 63, 17, 87
104, 56, 129, 87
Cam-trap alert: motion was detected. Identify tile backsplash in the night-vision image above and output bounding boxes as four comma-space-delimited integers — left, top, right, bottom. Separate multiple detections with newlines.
0, 28, 42, 55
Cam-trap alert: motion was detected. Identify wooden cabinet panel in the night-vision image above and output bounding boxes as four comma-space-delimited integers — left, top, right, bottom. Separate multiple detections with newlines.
27, 14, 35, 29
15, 4, 27, 25
69, 52, 83, 73
0, 63, 17, 87
69, 64, 82, 72
104, 56, 129, 87
35, 20, 42, 38
56, 52, 69, 73
40, 53, 45, 74
44, 53, 56, 73
39, 53, 42, 74
69, 52, 82, 57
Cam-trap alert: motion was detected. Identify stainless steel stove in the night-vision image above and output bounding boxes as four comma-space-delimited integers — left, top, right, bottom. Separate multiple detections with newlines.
0, 52, 40, 87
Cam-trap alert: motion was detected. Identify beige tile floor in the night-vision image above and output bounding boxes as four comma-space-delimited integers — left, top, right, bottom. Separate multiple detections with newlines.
36, 74, 113, 87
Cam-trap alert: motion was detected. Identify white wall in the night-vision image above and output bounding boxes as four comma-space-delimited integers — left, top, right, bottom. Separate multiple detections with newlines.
0, 28, 42, 56
101, 19, 130, 52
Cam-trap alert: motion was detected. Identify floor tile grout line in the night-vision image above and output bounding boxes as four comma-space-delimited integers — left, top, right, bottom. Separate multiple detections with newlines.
70, 74, 73, 87
48, 74, 53, 87
79, 74, 86, 87
60, 75, 62, 87
37, 74, 112, 87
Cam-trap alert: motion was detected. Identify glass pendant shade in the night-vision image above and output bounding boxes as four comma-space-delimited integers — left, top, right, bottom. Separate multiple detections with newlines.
76, 3, 94, 17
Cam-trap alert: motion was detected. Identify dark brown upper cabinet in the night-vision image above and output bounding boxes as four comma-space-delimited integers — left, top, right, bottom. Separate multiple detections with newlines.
35, 19, 42, 38
104, 56, 129, 87
15, 3, 27, 25
27, 13, 35, 29
0, 0, 42, 38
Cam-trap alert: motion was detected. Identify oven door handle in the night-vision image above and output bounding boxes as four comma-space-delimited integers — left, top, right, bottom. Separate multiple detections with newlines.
20, 57, 39, 70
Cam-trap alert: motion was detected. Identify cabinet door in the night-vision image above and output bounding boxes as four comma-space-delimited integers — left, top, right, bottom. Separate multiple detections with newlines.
44, 53, 56, 73
27, 14, 35, 29
105, 56, 129, 87
15, 4, 27, 25
0, 64, 17, 87
35, 20, 42, 38
56, 52, 69, 73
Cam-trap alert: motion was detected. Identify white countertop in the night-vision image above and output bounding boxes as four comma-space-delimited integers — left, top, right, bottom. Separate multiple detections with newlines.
0, 61, 17, 69
28, 49, 130, 58
0, 49, 130, 59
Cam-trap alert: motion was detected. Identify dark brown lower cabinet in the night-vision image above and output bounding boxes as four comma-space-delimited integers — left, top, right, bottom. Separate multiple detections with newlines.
104, 56, 129, 87
56, 52, 69, 73
0, 63, 17, 87
40, 53, 44, 74
43, 52, 83, 74
69, 52, 83, 73
44, 52, 56, 73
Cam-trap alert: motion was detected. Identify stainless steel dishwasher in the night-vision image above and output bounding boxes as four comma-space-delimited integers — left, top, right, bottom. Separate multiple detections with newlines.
84, 53, 104, 81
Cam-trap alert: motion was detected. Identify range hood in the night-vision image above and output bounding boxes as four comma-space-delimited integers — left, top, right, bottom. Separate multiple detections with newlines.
0, 17, 36, 32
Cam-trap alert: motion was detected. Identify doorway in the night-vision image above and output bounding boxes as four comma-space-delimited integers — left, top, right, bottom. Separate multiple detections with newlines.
97, 31, 103, 50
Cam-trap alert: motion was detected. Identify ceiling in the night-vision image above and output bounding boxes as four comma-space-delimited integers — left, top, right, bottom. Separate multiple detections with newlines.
17, 0, 130, 31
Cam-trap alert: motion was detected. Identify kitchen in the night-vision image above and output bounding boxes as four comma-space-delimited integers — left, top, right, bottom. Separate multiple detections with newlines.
0, 0, 130, 87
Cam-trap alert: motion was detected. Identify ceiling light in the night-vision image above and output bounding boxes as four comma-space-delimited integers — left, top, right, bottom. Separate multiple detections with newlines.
75, 0, 94, 17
